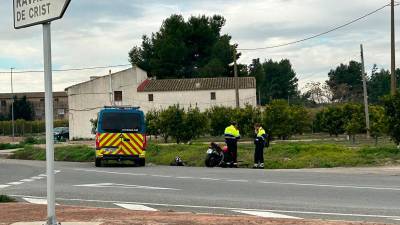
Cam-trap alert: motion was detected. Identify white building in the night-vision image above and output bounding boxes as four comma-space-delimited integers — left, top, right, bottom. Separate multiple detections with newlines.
66, 66, 256, 139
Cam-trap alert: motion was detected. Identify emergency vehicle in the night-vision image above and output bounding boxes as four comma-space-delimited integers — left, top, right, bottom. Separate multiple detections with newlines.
95, 106, 147, 167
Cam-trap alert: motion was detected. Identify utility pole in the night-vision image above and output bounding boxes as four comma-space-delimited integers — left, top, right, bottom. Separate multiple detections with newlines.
360, 44, 370, 139
10, 68, 15, 142
391, 0, 397, 95
109, 70, 113, 106
233, 48, 240, 108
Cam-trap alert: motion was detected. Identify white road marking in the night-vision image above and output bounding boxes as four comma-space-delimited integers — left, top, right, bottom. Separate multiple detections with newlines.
3, 173, 48, 187
7, 182, 24, 185
151, 175, 172, 178
74, 168, 147, 176
22, 197, 59, 205
20, 179, 34, 182
176, 176, 194, 179
115, 203, 158, 211
200, 177, 221, 181
234, 210, 302, 219
23, 197, 48, 205
75, 169, 244, 183
10, 194, 400, 220
226, 179, 248, 182
258, 181, 400, 191
36, 170, 61, 177
74, 183, 180, 191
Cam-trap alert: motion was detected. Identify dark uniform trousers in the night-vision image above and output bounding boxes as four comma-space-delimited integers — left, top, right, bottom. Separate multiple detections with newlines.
254, 140, 264, 164
225, 138, 238, 163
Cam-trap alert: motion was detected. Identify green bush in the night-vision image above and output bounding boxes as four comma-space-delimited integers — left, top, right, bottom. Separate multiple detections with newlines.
207, 106, 235, 136
23, 136, 45, 145
150, 105, 209, 143
206, 105, 262, 137
234, 105, 262, 137
182, 107, 208, 142
342, 104, 365, 143
145, 110, 161, 138
383, 92, 400, 145
0, 195, 15, 203
0, 143, 23, 150
369, 105, 388, 144
263, 100, 311, 139
0, 119, 68, 136
315, 106, 345, 136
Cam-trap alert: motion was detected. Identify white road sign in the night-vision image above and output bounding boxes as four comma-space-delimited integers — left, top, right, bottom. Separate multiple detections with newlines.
13, 0, 71, 29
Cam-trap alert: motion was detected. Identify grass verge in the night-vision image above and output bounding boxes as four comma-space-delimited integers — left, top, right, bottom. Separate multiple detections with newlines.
0, 195, 15, 203
146, 143, 400, 169
0, 143, 24, 150
9, 143, 400, 169
10, 145, 94, 162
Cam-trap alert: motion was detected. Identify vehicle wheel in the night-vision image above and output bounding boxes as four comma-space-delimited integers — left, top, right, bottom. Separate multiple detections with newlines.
205, 155, 217, 167
95, 158, 102, 167
138, 158, 145, 167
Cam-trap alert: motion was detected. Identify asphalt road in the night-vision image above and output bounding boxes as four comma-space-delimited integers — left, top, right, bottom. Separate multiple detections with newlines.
1, 159, 400, 224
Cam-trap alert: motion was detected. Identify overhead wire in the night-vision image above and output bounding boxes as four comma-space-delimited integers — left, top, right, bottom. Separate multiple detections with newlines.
0, 64, 131, 74
238, 3, 399, 51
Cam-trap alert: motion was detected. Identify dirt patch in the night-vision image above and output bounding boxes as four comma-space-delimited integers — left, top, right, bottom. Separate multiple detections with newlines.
0, 203, 393, 225
0, 136, 24, 144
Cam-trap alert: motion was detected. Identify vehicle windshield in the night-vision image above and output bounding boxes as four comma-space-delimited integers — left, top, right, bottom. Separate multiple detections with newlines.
100, 112, 141, 133
54, 127, 65, 133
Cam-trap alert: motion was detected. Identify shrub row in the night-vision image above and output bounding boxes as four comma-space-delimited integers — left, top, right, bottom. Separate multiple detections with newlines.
145, 93, 400, 146
0, 119, 68, 136
146, 100, 311, 143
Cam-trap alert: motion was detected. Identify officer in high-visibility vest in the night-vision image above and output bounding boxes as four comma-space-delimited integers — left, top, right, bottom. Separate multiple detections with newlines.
253, 123, 268, 169
224, 121, 241, 167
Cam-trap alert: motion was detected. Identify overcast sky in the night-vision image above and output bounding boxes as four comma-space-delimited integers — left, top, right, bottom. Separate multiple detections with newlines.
0, 0, 399, 93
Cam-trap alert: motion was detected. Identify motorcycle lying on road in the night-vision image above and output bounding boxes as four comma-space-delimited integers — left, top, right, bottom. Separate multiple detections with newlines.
205, 142, 234, 168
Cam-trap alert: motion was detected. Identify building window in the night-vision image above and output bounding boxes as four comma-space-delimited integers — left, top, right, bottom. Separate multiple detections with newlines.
40, 99, 44, 102
0, 100, 6, 107
114, 91, 122, 102
57, 109, 65, 115
148, 94, 154, 102
54, 98, 59, 102
211, 92, 216, 100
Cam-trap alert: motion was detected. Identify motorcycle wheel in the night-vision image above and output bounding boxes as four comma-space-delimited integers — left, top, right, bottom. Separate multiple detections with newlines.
205, 154, 220, 167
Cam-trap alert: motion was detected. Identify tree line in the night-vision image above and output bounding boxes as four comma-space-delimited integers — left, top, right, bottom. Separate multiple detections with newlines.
0, 96, 35, 121
129, 14, 399, 106
146, 93, 400, 146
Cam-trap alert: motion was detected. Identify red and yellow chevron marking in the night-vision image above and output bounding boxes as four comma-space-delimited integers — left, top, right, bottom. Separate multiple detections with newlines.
99, 133, 121, 148
121, 133, 144, 155
96, 133, 145, 157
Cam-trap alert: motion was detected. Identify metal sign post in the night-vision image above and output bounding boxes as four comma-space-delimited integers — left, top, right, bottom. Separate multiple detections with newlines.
43, 22, 57, 225
13, 1, 71, 224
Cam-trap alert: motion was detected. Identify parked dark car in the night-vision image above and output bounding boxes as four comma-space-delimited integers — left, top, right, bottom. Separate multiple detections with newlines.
54, 127, 69, 141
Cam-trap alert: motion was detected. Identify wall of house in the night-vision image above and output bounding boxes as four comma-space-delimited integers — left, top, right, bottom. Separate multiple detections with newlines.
67, 65, 256, 139
0, 93, 68, 120
136, 88, 257, 113
67, 67, 147, 139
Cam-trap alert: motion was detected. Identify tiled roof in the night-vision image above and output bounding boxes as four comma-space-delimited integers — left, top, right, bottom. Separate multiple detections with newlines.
137, 77, 256, 92
0, 92, 67, 99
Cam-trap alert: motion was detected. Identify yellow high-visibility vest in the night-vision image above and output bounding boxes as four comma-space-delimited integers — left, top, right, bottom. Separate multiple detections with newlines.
224, 125, 240, 139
